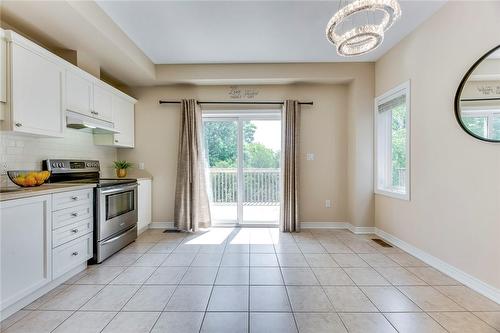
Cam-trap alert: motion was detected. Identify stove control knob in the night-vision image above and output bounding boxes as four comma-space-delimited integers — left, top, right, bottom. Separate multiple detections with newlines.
86, 162, 90, 167
58, 162, 64, 168
52, 162, 57, 168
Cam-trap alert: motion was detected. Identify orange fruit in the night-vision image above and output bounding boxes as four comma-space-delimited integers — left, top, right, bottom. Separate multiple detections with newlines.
35, 173, 45, 182
14, 176, 25, 186
25, 176, 36, 186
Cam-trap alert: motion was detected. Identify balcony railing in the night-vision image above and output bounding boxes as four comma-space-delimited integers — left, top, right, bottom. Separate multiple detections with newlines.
208, 168, 280, 205
393, 168, 406, 188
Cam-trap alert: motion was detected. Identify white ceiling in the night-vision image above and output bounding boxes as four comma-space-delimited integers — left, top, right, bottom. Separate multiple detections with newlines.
96, 0, 446, 64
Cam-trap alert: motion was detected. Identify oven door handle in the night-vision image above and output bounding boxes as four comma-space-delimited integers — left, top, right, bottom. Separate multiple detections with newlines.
101, 226, 136, 245
99, 184, 137, 195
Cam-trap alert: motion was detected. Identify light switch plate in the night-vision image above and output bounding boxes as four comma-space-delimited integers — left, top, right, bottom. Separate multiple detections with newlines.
138, 162, 145, 170
325, 200, 332, 208
306, 153, 315, 161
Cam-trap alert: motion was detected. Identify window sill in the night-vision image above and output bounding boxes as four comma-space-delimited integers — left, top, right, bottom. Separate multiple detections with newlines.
375, 188, 410, 201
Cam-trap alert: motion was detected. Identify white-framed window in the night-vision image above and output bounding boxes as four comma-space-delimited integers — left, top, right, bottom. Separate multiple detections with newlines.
460, 108, 500, 140
374, 81, 410, 200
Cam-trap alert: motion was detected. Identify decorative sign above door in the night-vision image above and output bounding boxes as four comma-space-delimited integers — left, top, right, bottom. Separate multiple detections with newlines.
228, 86, 259, 99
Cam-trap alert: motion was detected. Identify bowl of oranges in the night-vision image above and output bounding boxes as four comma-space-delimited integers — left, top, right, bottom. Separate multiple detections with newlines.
7, 170, 51, 187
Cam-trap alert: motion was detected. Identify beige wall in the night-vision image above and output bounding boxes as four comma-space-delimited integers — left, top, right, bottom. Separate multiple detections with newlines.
375, 1, 500, 289
118, 84, 352, 224
127, 62, 375, 227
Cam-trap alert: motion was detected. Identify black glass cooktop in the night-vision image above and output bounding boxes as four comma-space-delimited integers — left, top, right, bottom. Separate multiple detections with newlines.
76, 178, 137, 188
50, 177, 137, 188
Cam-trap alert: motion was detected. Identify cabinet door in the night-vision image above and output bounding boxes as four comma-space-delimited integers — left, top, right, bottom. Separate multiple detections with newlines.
113, 96, 135, 147
66, 70, 93, 117
137, 179, 152, 234
11, 44, 64, 137
0, 195, 52, 311
93, 84, 113, 122
0, 34, 6, 104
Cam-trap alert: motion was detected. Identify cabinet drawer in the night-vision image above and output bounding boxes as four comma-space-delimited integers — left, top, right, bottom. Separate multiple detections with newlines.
52, 204, 92, 230
53, 233, 92, 279
52, 189, 92, 211
53, 218, 93, 248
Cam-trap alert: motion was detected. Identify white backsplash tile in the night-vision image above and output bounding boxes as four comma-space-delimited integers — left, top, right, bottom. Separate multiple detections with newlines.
0, 129, 117, 186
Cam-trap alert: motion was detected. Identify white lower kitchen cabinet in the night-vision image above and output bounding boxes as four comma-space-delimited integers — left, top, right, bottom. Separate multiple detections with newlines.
0, 187, 94, 319
52, 233, 92, 279
137, 179, 152, 234
51, 188, 94, 279
0, 195, 52, 311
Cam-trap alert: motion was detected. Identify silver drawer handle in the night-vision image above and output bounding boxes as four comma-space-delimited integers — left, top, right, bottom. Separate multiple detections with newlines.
71, 251, 79, 256
71, 196, 78, 201
71, 212, 78, 217
15, 122, 22, 127
71, 229, 79, 233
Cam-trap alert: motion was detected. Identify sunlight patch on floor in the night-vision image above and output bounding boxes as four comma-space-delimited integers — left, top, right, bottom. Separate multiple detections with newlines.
185, 228, 233, 245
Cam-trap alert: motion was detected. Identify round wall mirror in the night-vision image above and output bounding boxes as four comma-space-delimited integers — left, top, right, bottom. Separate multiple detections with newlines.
455, 45, 500, 142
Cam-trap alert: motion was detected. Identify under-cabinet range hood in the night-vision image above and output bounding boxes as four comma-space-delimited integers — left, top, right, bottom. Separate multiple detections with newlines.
66, 111, 119, 134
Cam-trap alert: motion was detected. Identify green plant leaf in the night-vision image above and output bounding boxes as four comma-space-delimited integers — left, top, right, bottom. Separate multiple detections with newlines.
113, 160, 133, 169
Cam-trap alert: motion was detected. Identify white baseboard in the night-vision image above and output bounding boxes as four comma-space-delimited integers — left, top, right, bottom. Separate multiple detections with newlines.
149, 222, 175, 230
300, 222, 375, 235
152, 221, 352, 230
149, 221, 499, 304
349, 225, 376, 234
300, 221, 350, 229
375, 227, 500, 305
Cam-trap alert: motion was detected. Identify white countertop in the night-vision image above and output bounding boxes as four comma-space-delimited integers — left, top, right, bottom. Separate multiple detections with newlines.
0, 183, 97, 202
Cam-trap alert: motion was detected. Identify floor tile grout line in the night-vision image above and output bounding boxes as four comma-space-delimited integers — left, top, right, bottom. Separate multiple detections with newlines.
332, 231, 461, 333
247, 243, 251, 333
303, 232, 351, 333
277, 231, 306, 332
469, 311, 500, 331
47, 241, 161, 333
7, 228, 499, 332
96, 235, 183, 333
146, 231, 199, 333
148, 234, 197, 333
97, 231, 190, 333
197, 230, 231, 333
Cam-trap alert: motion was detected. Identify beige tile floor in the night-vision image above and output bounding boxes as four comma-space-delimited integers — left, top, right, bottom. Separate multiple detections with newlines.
1, 228, 499, 333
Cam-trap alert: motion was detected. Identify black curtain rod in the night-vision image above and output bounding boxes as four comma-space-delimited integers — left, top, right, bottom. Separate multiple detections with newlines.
159, 100, 313, 106
460, 97, 500, 102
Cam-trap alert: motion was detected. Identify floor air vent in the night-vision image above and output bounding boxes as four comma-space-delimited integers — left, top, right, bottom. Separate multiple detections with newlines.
371, 238, 393, 247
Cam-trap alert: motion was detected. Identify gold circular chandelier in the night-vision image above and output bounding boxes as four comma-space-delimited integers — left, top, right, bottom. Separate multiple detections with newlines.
326, 0, 402, 56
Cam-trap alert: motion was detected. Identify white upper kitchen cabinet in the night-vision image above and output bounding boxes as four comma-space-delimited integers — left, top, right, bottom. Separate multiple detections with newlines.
94, 94, 136, 148
2, 31, 65, 137
65, 69, 93, 117
0, 195, 52, 312
93, 83, 113, 122
113, 95, 135, 147
0, 30, 6, 106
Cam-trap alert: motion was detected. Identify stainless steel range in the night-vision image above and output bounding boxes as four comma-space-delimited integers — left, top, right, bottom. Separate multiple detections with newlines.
44, 159, 138, 263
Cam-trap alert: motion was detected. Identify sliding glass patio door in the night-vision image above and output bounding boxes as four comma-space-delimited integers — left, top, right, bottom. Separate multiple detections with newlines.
203, 112, 281, 226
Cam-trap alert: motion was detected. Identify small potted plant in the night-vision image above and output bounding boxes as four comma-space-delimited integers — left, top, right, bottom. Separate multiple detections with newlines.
113, 160, 132, 178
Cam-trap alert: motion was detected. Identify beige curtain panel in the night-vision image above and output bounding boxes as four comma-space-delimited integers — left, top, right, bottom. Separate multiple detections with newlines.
174, 99, 211, 232
281, 100, 301, 232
